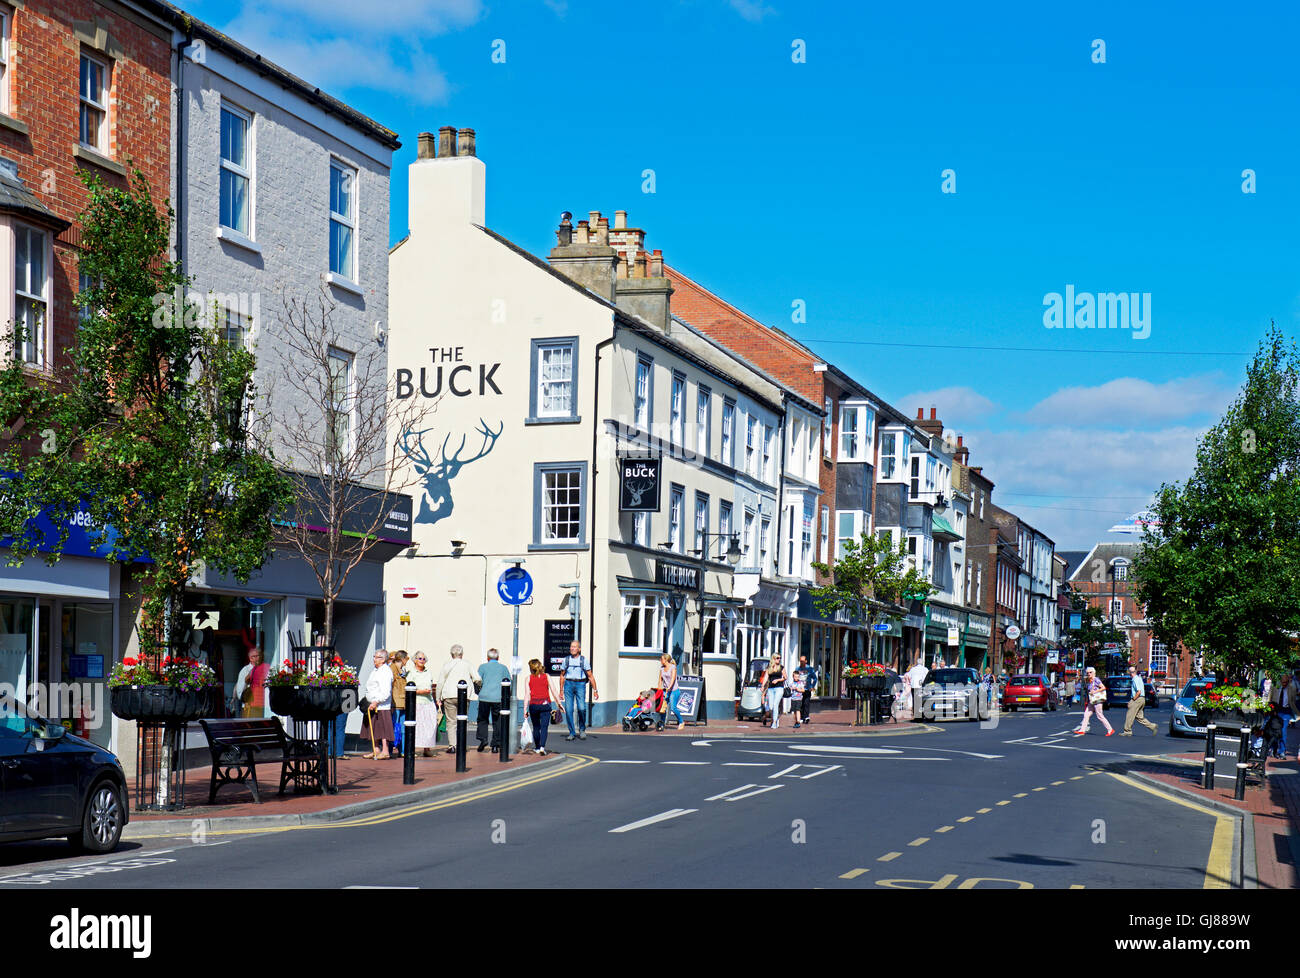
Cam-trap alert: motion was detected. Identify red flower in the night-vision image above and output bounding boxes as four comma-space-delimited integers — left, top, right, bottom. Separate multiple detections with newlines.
122, 657, 137, 666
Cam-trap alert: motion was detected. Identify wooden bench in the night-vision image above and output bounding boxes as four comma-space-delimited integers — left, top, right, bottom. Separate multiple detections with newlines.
199, 717, 319, 804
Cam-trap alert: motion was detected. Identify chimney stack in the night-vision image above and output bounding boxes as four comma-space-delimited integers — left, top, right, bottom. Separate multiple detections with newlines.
409, 123, 486, 231
556, 212, 573, 246
548, 210, 618, 302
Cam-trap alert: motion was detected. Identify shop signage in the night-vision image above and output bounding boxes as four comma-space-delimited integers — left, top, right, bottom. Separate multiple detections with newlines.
796, 590, 860, 627
276, 474, 414, 547
675, 675, 706, 723
946, 626, 960, 647
394, 347, 504, 400
965, 613, 992, 638
402, 586, 419, 598
1005, 624, 1022, 640
543, 619, 575, 675
929, 605, 964, 631
1046, 650, 1059, 664
655, 560, 699, 591
619, 457, 662, 512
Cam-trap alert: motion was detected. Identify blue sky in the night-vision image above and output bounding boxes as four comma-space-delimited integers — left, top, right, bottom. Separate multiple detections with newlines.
184, 0, 1299, 548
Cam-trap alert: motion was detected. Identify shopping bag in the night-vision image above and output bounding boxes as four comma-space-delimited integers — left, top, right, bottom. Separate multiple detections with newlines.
437, 713, 447, 735
520, 713, 534, 750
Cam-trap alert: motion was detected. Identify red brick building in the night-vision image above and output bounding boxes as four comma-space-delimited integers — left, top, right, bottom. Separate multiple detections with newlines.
0, 0, 171, 374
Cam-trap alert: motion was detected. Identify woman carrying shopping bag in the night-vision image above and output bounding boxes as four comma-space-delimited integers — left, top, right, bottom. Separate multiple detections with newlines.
1074, 666, 1113, 736
524, 659, 558, 755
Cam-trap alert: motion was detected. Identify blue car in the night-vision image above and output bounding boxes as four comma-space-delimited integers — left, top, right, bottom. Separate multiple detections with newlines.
1169, 676, 1216, 737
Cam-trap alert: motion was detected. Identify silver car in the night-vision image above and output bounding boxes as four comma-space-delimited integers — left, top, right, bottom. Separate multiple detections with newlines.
918, 667, 989, 722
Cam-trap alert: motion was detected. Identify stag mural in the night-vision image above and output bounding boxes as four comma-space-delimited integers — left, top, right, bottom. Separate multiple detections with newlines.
397, 419, 503, 525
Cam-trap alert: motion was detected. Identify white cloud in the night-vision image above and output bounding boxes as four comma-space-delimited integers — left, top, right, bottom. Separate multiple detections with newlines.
215, 1, 482, 105
896, 386, 1000, 424
1020, 374, 1235, 427
728, 0, 776, 22
962, 425, 1204, 548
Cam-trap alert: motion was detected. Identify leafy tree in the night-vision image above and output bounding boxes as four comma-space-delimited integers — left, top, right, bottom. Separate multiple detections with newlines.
811, 532, 938, 659
0, 171, 291, 662
1132, 325, 1300, 683
1060, 597, 1130, 673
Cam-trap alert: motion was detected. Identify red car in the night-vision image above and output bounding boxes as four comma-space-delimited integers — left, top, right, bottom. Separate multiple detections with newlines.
1002, 674, 1058, 712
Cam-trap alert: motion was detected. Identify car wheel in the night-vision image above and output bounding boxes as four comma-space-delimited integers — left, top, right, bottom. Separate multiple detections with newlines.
69, 780, 125, 854
1007, 705, 1016, 712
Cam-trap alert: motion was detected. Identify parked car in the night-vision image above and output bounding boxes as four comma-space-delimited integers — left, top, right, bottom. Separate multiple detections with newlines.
1103, 674, 1160, 708
1170, 676, 1216, 737
1002, 674, 1058, 712
1, 701, 128, 853
919, 667, 988, 722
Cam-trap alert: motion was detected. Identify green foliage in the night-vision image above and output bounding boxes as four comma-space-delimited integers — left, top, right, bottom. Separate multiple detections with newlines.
1061, 598, 1130, 672
1132, 324, 1300, 683
0, 170, 292, 659
810, 531, 938, 629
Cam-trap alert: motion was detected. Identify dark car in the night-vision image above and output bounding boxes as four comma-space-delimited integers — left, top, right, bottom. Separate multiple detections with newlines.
1002, 674, 1058, 712
919, 667, 988, 722
1103, 674, 1160, 709
1, 701, 128, 853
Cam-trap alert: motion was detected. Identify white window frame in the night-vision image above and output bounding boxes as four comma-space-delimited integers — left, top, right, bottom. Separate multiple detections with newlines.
536, 463, 586, 546
669, 484, 685, 554
329, 159, 357, 281
696, 385, 711, 458
721, 399, 735, 467
14, 224, 48, 367
694, 491, 709, 556
836, 511, 863, 560
719, 500, 733, 543
742, 508, 756, 565
745, 414, 758, 475
621, 591, 668, 654
79, 51, 109, 152
819, 505, 830, 563
533, 338, 577, 419
805, 415, 818, 474
0, 8, 10, 115
634, 355, 652, 429
326, 346, 355, 462
823, 396, 833, 458
760, 514, 772, 574
629, 510, 650, 548
220, 102, 253, 236
800, 498, 814, 579
670, 371, 685, 446
762, 423, 775, 482
1150, 642, 1168, 674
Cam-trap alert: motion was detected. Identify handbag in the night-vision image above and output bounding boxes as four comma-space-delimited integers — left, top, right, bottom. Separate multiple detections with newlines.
1090, 689, 1107, 704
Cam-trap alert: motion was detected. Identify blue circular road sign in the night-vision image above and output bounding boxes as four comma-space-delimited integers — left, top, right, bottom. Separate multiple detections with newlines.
497, 566, 534, 605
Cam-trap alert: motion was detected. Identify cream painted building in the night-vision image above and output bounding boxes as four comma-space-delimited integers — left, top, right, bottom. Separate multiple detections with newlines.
386, 127, 819, 723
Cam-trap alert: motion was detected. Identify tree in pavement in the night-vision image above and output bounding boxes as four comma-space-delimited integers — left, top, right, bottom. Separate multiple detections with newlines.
1061, 598, 1130, 674
811, 532, 937, 658
1132, 324, 1300, 684
0, 170, 291, 660
268, 289, 436, 646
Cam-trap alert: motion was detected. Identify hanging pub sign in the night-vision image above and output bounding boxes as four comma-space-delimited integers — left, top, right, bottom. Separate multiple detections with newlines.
655, 560, 699, 591
619, 456, 662, 512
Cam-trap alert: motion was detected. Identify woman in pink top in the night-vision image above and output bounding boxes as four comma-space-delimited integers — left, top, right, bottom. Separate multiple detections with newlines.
1074, 666, 1113, 736
657, 653, 683, 730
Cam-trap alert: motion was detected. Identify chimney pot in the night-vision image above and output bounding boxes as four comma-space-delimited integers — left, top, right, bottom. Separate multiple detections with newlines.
438, 126, 456, 158
957, 436, 963, 447
930, 407, 937, 420
456, 127, 476, 157
916, 408, 924, 420
594, 219, 609, 246
614, 210, 627, 229
649, 249, 664, 277
417, 131, 436, 159
556, 212, 573, 246
575, 220, 590, 244
589, 210, 601, 226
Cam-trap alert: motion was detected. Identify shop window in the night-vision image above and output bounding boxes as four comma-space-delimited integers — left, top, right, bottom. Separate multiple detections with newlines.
622, 592, 667, 653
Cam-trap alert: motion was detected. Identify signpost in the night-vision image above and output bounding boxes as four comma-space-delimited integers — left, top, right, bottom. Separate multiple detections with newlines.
498, 564, 533, 753
872, 622, 891, 633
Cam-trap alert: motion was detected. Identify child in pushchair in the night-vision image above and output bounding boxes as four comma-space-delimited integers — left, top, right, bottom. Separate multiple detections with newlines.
622, 689, 662, 731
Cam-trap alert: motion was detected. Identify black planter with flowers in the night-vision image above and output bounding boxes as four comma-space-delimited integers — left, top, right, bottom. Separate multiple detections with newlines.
110, 684, 221, 722
268, 685, 357, 721
845, 675, 888, 692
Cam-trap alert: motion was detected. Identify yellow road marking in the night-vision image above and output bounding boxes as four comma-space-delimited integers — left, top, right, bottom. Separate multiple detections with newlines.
1069, 884, 1085, 889
977, 807, 992, 813
839, 868, 870, 879
935, 825, 953, 833
1032, 787, 1046, 792
1052, 781, 1066, 785
1087, 770, 1102, 775
957, 816, 974, 823
1105, 772, 1235, 890
132, 755, 599, 838
878, 852, 902, 862
908, 837, 928, 846
1069, 776, 1083, 781
996, 800, 1011, 806
1013, 792, 1028, 798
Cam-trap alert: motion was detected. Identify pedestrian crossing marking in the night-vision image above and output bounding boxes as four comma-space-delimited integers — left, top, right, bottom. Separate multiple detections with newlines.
908, 837, 929, 846
878, 852, 902, 862
935, 826, 953, 833
839, 868, 870, 879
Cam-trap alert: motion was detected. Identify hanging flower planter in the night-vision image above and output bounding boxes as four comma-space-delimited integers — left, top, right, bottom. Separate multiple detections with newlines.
110, 684, 221, 722
268, 685, 357, 720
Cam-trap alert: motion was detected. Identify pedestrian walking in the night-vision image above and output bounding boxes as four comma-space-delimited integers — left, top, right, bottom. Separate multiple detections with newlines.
795, 655, 817, 724
760, 654, 787, 730
1267, 674, 1298, 759
657, 652, 684, 730
475, 648, 512, 753
436, 644, 477, 754
905, 657, 929, 718
525, 659, 558, 755
361, 648, 394, 759
1074, 666, 1113, 736
1118, 665, 1158, 736
389, 651, 409, 757
409, 652, 438, 756
561, 640, 598, 741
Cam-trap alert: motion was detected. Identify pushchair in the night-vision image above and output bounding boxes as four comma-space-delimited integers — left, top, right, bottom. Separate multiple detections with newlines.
737, 657, 769, 722
622, 689, 662, 731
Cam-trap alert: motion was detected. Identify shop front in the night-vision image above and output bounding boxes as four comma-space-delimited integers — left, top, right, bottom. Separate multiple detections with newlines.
925, 602, 966, 669
962, 610, 992, 671
795, 588, 868, 700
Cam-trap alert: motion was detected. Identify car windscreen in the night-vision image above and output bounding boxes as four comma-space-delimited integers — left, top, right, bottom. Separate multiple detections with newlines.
1009, 676, 1041, 686
1180, 679, 1215, 698
926, 669, 977, 685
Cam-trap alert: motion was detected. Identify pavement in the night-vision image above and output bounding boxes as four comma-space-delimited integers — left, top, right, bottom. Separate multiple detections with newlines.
593, 702, 934, 737
1117, 749, 1300, 890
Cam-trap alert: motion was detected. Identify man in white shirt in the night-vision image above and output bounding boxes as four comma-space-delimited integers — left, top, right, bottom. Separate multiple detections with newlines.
905, 658, 929, 719
436, 644, 478, 755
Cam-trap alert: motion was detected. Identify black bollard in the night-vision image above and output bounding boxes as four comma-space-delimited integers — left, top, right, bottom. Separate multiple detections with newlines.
455, 680, 468, 773
1234, 724, 1250, 800
1203, 723, 1216, 789
403, 681, 416, 785
499, 678, 512, 763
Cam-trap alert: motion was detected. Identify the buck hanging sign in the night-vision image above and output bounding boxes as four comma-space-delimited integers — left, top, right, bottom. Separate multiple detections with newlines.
619, 457, 661, 513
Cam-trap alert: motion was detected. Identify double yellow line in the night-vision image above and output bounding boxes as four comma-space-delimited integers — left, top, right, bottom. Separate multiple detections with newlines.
1106, 772, 1236, 889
